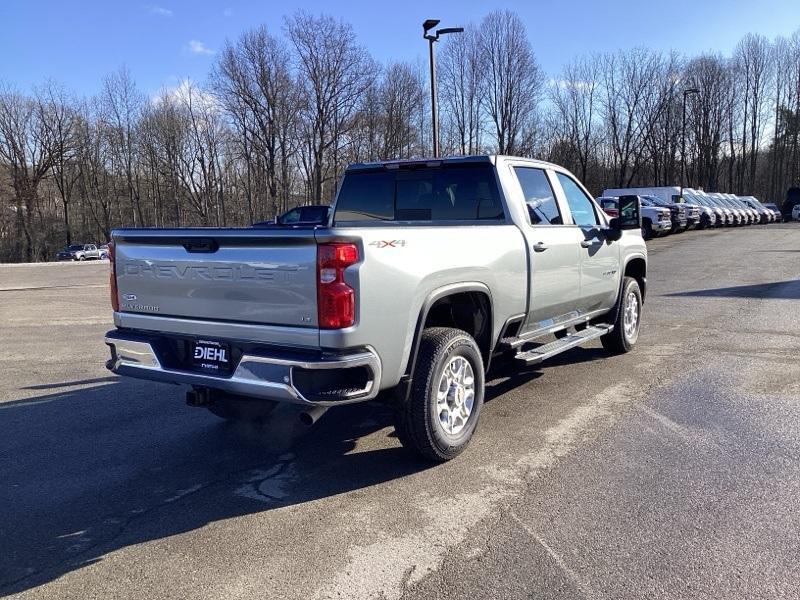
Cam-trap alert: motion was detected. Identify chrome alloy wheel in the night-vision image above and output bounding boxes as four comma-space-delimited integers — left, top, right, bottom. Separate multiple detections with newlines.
623, 290, 640, 340
436, 356, 475, 436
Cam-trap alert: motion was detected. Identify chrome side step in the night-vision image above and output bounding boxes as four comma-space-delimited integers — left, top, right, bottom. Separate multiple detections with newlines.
514, 324, 613, 365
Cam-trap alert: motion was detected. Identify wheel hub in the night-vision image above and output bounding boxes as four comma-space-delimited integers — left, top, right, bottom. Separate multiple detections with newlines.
623, 290, 639, 339
436, 356, 475, 436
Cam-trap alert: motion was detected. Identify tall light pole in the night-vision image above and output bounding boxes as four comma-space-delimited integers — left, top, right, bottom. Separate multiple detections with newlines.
423, 19, 463, 158
681, 87, 700, 198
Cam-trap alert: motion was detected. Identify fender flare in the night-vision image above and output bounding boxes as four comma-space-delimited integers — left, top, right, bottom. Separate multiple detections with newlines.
398, 282, 493, 401
610, 254, 647, 323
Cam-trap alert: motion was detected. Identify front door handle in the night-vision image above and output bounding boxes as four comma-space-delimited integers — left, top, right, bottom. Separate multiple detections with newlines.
533, 241, 548, 252
580, 238, 601, 248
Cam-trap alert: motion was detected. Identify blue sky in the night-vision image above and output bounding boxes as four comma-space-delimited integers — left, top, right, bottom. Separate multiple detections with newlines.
2, 0, 799, 97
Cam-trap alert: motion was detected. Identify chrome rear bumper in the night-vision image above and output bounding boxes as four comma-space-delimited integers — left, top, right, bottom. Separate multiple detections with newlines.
105, 330, 382, 406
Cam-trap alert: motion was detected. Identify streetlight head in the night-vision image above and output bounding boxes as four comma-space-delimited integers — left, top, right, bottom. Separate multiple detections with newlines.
423, 19, 440, 35
437, 27, 464, 35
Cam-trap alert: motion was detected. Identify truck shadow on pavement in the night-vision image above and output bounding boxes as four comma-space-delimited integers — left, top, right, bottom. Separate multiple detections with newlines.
665, 279, 800, 300
0, 346, 604, 595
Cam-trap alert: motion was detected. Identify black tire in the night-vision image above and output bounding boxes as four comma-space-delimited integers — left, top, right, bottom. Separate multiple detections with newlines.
394, 327, 485, 462
601, 276, 642, 354
641, 218, 653, 240
206, 396, 278, 423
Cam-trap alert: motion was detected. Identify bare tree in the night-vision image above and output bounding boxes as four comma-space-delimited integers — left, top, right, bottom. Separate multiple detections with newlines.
378, 62, 425, 159
213, 26, 298, 217
478, 10, 543, 155
549, 54, 602, 182
0, 86, 56, 260
733, 34, 773, 194
38, 82, 80, 245
439, 27, 484, 155
286, 12, 376, 203
600, 48, 667, 187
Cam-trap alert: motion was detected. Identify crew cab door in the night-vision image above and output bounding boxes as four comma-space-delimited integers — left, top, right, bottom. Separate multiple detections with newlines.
511, 165, 583, 333
553, 172, 620, 313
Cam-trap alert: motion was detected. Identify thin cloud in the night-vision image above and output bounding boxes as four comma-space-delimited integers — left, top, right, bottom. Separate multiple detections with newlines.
146, 4, 173, 17
187, 40, 215, 55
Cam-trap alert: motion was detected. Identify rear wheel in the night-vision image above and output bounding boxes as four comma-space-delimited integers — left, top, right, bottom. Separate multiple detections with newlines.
601, 277, 642, 354
394, 327, 484, 462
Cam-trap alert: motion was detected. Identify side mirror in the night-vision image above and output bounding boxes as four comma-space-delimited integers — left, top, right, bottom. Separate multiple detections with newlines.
616, 195, 642, 230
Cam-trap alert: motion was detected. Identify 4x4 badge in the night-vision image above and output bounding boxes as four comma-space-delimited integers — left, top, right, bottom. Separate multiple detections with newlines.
369, 240, 406, 248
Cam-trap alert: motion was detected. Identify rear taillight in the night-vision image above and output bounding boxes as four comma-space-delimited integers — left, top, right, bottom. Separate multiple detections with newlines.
108, 240, 119, 312
317, 242, 358, 329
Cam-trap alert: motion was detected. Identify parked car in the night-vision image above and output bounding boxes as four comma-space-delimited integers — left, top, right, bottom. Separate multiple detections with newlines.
56, 243, 101, 261
105, 155, 648, 461
99, 244, 110, 259
740, 196, 773, 224
730, 195, 758, 224
640, 195, 687, 232
254, 204, 331, 228
762, 203, 782, 222
598, 196, 671, 240
793, 203, 800, 221
710, 194, 744, 226
683, 190, 723, 227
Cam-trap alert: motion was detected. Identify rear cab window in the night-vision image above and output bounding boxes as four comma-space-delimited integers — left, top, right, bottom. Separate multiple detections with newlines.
333, 163, 505, 224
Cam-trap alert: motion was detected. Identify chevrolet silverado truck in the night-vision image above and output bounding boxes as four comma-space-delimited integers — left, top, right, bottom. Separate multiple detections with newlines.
105, 156, 647, 461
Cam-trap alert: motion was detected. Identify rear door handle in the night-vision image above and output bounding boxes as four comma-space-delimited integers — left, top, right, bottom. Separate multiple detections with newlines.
533, 242, 548, 252
580, 238, 601, 248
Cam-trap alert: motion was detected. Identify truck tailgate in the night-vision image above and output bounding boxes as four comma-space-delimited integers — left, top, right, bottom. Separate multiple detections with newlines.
113, 229, 319, 329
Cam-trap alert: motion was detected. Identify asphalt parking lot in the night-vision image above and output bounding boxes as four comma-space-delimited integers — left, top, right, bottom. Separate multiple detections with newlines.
1, 224, 799, 600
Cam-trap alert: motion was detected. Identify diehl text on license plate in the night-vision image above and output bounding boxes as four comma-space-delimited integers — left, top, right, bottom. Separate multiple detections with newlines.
192, 339, 230, 373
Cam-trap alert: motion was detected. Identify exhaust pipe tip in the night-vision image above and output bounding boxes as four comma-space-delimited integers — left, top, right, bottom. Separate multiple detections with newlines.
299, 405, 329, 427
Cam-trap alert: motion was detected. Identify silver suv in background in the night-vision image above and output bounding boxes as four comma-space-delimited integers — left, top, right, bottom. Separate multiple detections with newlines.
56, 243, 102, 261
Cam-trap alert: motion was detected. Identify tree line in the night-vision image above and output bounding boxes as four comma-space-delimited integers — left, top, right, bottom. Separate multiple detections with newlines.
1, 10, 798, 262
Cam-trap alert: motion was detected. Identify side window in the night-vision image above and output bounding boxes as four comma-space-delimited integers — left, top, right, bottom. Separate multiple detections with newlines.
513, 167, 562, 225
334, 171, 394, 222
556, 172, 598, 226
280, 208, 301, 224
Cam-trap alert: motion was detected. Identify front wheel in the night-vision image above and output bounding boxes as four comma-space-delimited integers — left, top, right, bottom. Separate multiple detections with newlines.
394, 327, 485, 462
641, 218, 653, 240
601, 276, 642, 354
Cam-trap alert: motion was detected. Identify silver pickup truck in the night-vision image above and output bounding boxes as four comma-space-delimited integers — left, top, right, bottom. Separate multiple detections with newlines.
105, 156, 647, 461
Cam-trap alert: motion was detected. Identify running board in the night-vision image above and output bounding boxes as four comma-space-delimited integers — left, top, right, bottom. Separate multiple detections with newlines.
514, 324, 613, 365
